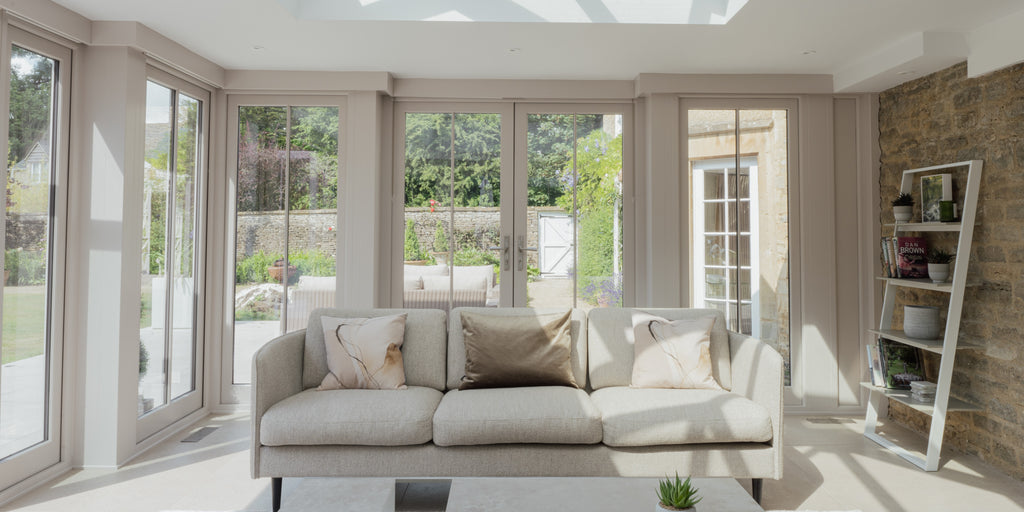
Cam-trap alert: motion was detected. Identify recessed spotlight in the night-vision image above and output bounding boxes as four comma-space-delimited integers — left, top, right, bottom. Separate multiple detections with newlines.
508, 48, 521, 54
252, 45, 265, 51
801, 49, 816, 55
897, 70, 916, 76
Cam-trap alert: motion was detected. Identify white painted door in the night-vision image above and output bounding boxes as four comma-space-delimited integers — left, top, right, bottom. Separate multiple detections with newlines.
538, 212, 572, 277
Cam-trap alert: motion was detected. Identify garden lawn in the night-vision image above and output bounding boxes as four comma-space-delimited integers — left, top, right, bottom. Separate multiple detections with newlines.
2, 285, 47, 365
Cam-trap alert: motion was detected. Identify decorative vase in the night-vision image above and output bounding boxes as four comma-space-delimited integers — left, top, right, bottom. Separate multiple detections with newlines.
656, 504, 695, 512
904, 305, 940, 339
893, 205, 913, 222
927, 262, 950, 283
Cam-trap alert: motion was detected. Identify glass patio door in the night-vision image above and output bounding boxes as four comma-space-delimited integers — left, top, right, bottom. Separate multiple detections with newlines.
512, 105, 630, 309
136, 70, 208, 440
396, 103, 631, 309
0, 28, 71, 491
224, 96, 342, 404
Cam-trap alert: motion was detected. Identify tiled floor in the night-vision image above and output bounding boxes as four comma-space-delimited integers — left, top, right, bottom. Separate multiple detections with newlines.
3, 413, 1024, 512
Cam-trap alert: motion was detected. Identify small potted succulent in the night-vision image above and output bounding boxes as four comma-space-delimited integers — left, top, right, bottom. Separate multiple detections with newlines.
892, 192, 914, 222
926, 248, 954, 283
656, 473, 702, 511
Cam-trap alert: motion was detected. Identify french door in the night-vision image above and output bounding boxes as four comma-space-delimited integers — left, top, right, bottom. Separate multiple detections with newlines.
0, 27, 71, 491
394, 103, 631, 309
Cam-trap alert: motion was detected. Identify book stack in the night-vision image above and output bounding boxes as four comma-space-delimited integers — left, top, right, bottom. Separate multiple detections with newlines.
910, 381, 937, 403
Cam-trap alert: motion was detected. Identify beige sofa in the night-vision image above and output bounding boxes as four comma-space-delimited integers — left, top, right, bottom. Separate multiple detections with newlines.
251, 307, 783, 511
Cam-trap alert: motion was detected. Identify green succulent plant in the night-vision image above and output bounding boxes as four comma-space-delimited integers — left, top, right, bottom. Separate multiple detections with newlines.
891, 192, 914, 207
657, 473, 702, 510
927, 248, 954, 264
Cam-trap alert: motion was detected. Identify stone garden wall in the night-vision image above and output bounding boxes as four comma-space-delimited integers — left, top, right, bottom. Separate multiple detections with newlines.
5, 213, 47, 250
878, 61, 1024, 479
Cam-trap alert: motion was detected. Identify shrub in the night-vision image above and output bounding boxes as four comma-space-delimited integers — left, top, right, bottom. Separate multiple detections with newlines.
452, 246, 499, 267
290, 250, 335, 276
5, 249, 47, 285
235, 250, 279, 284
433, 220, 449, 253
404, 219, 427, 261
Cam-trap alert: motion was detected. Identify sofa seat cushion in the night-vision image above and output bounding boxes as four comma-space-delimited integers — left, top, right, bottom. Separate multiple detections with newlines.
260, 387, 442, 446
433, 387, 602, 446
590, 387, 772, 447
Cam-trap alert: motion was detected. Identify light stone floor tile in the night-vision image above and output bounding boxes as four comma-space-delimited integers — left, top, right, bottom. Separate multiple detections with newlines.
3, 413, 1024, 512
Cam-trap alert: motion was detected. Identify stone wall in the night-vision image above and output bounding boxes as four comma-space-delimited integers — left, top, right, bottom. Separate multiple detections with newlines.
236, 209, 337, 258
5, 213, 48, 250
878, 61, 1024, 479
237, 206, 565, 269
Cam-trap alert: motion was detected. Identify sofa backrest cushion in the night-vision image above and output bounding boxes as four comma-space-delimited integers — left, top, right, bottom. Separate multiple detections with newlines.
303, 308, 447, 391
451, 265, 495, 288
447, 307, 587, 390
587, 308, 732, 391
422, 274, 488, 291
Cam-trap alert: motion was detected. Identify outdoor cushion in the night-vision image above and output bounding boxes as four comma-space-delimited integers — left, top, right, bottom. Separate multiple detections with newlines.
422, 274, 488, 291
260, 387, 442, 446
432, 387, 602, 446
590, 387, 772, 447
588, 308, 733, 390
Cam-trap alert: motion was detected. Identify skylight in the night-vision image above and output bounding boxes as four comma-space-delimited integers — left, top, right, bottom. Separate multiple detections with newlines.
280, 0, 749, 24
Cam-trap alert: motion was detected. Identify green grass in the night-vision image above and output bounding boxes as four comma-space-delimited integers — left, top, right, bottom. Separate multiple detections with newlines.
2, 285, 47, 365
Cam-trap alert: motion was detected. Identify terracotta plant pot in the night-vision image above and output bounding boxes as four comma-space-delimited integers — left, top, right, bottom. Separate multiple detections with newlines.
267, 260, 299, 285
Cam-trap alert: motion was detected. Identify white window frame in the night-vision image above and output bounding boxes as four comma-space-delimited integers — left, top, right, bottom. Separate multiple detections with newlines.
0, 23, 72, 493
691, 156, 760, 338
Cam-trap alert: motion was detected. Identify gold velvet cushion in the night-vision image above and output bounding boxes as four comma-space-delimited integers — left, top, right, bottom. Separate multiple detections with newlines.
459, 310, 577, 389
631, 313, 723, 390
318, 314, 408, 390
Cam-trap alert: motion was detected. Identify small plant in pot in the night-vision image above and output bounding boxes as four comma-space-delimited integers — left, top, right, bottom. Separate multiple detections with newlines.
431, 220, 450, 266
656, 473, 702, 511
892, 193, 914, 222
926, 248, 954, 284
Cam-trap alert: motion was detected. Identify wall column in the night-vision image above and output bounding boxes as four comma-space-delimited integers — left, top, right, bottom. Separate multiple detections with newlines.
69, 45, 147, 467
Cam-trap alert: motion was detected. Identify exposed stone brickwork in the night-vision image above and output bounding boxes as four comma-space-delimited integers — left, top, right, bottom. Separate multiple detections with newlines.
879, 61, 1024, 480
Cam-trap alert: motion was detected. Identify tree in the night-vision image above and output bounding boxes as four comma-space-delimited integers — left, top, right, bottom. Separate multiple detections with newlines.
8, 46, 53, 167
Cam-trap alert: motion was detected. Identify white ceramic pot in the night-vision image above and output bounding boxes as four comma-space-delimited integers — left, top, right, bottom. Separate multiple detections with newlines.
656, 504, 695, 512
904, 305, 940, 339
927, 262, 950, 283
893, 205, 913, 222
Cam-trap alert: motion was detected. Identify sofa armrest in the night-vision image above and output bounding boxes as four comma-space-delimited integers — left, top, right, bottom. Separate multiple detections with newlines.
251, 329, 306, 478
728, 330, 784, 478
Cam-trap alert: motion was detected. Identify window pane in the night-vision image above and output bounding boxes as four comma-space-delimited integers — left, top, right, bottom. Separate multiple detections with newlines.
2, 45, 55, 457
169, 94, 200, 401
233, 106, 286, 384
403, 113, 453, 310
139, 81, 172, 413
690, 108, 791, 384
286, 106, 339, 331
740, 109, 790, 382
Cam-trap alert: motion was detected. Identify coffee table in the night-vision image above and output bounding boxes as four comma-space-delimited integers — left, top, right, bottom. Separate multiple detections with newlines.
444, 477, 764, 511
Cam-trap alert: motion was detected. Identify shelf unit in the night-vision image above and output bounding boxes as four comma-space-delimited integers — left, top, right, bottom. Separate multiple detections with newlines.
864, 160, 982, 471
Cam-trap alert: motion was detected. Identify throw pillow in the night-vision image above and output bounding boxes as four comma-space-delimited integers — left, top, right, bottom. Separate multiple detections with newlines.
459, 310, 577, 390
318, 314, 408, 390
631, 313, 722, 390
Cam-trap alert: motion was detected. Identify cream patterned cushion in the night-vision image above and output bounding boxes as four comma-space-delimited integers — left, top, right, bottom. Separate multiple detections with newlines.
318, 314, 408, 390
631, 312, 722, 390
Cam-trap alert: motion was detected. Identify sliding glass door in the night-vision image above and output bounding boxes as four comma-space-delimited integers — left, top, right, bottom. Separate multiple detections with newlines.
136, 69, 209, 440
0, 27, 71, 491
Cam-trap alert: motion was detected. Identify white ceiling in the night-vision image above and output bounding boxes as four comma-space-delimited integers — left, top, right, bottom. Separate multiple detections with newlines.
50, 0, 1024, 91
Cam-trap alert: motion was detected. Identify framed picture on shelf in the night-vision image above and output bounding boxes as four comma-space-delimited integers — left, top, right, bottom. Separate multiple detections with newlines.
921, 173, 952, 222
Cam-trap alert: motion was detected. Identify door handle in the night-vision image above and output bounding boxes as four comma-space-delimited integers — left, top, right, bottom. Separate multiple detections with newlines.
517, 234, 538, 272
487, 235, 511, 271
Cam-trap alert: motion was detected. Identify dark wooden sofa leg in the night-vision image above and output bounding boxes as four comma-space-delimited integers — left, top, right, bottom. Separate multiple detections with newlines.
751, 478, 763, 504
272, 477, 282, 512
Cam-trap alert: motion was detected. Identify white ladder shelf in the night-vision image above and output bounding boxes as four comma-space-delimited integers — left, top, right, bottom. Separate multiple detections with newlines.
863, 159, 983, 471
